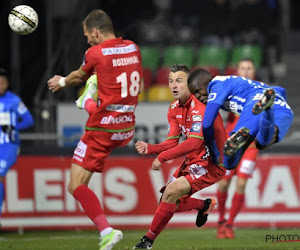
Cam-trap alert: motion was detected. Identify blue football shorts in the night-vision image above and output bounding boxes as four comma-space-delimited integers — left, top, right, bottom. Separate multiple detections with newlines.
0, 143, 18, 176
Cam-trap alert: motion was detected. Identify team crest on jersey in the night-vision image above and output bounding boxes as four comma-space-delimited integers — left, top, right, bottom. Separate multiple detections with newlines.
190, 122, 201, 132
208, 93, 217, 102
192, 115, 202, 122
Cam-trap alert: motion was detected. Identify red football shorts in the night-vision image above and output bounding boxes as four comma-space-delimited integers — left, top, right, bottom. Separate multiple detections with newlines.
173, 161, 226, 195
72, 129, 134, 172
223, 144, 259, 180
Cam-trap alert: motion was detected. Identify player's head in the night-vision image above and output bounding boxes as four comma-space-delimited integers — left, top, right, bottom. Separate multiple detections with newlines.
0, 68, 9, 96
237, 58, 256, 80
82, 10, 115, 46
168, 64, 191, 104
188, 68, 213, 104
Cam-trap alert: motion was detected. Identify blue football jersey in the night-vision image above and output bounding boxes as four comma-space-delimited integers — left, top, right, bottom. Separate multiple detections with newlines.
0, 91, 33, 145
207, 75, 287, 115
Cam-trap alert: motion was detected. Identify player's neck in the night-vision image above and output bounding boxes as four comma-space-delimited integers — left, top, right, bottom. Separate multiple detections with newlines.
101, 33, 116, 42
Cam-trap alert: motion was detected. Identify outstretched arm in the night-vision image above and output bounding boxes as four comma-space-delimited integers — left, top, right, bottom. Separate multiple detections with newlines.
48, 67, 88, 92
135, 138, 179, 155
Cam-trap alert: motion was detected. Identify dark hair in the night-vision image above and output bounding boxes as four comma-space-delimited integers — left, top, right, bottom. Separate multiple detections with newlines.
188, 68, 213, 86
83, 10, 114, 34
0, 68, 8, 77
238, 58, 255, 66
170, 64, 190, 74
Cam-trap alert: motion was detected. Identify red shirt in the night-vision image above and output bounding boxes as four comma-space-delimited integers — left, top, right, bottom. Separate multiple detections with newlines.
81, 37, 143, 131
148, 94, 227, 168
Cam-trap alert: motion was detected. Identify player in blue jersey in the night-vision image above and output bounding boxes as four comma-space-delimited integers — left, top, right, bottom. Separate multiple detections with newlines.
187, 68, 293, 170
0, 68, 34, 229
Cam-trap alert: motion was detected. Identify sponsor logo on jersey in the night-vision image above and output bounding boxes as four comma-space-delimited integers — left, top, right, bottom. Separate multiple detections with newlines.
192, 115, 202, 122
189, 164, 207, 179
190, 122, 201, 132
111, 130, 134, 141
106, 104, 135, 113
0, 112, 11, 126
208, 93, 217, 102
17, 102, 28, 114
176, 115, 182, 118
112, 56, 139, 67
102, 44, 137, 56
191, 110, 199, 114
74, 140, 87, 158
100, 115, 133, 124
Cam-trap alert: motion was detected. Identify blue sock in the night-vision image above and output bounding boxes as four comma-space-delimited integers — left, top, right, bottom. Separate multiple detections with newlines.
0, 181, 4, 217
256, 108, 275, 146
224, 147, 244, 170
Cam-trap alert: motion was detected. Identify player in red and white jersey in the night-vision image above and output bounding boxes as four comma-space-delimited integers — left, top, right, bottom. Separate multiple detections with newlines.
133, 64, 227, 249
216, 59, 259, 239
48, 9, 143, 250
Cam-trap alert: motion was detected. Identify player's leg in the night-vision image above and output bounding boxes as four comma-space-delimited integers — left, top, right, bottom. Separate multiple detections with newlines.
224, 177, 247, 239
69, 163, 122, 250
76, 74, 98, 114
0, 144, 18, 229
252, 88, 276, 148
223, 103, 259, 169
133, 176, 191, 249
216, 175, 233, 239
71, 132, 125, 250
225, 146, 258, 239
255, 99, 293, 150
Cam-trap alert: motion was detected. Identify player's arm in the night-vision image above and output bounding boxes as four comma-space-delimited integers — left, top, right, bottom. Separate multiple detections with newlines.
203, 102, 222, 164
48, 66, 88, 93
15, 101, 34, 130
135, 106, 181, 155
157, 136, 203, 163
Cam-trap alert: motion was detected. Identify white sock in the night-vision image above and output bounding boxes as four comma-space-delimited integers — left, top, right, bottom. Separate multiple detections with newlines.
100, 227, 113, 237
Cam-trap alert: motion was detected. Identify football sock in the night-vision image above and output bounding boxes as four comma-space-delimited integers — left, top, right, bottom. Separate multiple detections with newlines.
73, 185, 110, 232
217, 190, 227, 222
0, 182, 4, 217
175, 197, 205, 212
146, 201, 176, 241
223, 147, 244, 170
227, 192, 245, 226
85, 99, 97, 114
256, 107, 275, 146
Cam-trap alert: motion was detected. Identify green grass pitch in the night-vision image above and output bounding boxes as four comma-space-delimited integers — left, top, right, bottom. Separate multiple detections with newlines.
0, 228, 299, 249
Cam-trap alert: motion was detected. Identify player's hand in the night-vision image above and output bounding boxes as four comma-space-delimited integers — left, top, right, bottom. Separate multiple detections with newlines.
152, 157, 162, 170
48, 75, 64, 93
135, 141, 148, 155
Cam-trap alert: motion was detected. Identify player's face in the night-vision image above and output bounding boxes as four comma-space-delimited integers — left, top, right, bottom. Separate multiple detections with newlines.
188, 79, 209, 104
83, 25, 98, 46
0, 76, 8, 96
237, 61, 256, 80
169, 71, 190, 103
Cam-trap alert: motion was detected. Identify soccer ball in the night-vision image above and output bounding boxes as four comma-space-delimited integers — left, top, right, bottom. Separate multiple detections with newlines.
8, 5, 39, 35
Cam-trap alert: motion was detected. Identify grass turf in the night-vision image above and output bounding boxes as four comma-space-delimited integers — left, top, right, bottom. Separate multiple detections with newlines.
0, 228, 300, 249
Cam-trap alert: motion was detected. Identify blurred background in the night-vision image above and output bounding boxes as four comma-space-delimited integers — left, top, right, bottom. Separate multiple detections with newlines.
1, 0, 300, 233
0, 0, 299, 154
